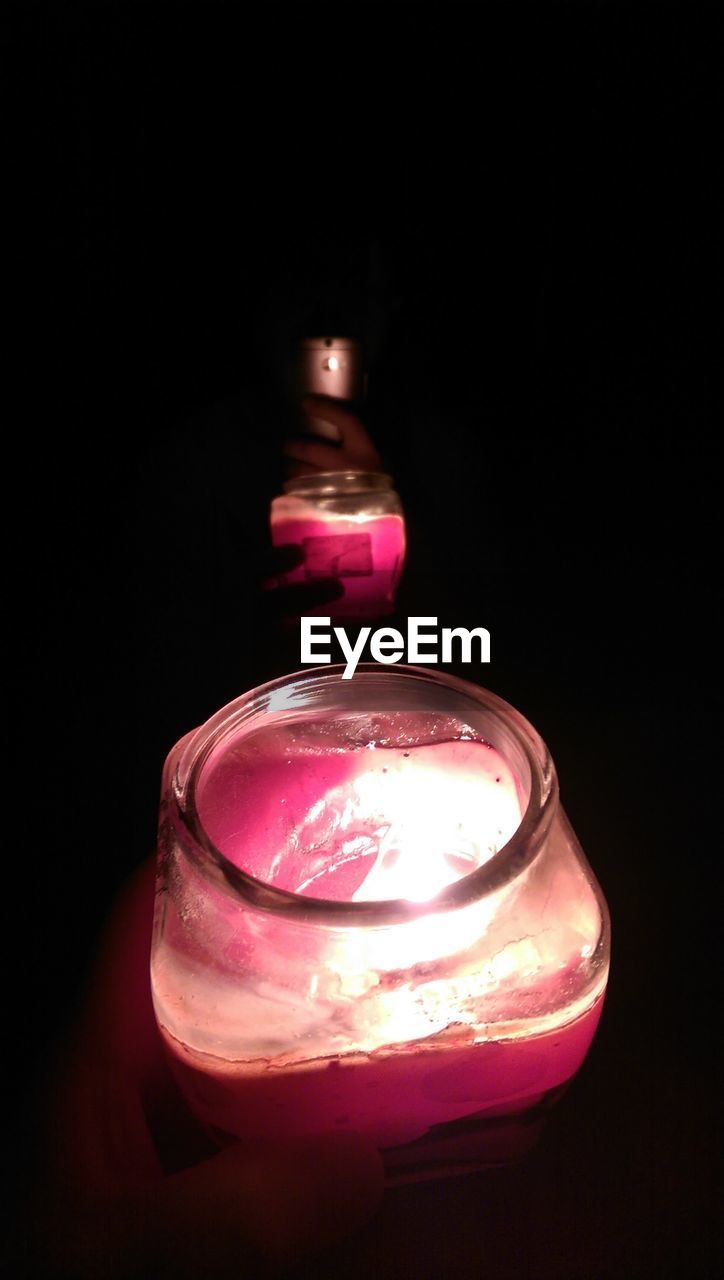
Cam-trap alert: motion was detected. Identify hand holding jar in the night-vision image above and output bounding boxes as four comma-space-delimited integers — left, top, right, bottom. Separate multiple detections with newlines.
19, 857, 384, 1279
267, 336, 406, 623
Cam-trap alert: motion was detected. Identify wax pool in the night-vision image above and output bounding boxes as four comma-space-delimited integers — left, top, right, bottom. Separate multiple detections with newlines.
270, 512, 405, 617
152, 712, 607, 1177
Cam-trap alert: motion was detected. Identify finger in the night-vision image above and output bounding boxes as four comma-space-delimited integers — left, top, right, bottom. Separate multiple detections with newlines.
286, 426, 344, 446
283, 395, 382, 474
81, 855, 161, 1082
31, 858, 169, 1202
264, 543, 305, 576
301, 394, 371, 440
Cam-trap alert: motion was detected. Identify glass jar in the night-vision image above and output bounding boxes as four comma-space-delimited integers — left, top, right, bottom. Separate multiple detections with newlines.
152, 666, 610, 1183
269, 471, 406, 619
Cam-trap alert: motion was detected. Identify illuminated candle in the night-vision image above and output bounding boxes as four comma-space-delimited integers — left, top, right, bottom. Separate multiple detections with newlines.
270, 472, 406, 619
152, 667, 610, 1182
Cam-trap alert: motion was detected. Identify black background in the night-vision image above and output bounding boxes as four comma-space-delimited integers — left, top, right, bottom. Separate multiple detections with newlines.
7, 3, 720, 1276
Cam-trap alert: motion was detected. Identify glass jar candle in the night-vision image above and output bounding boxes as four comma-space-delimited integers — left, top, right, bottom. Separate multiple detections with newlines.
152, 666, 610, 1183
270, 472, 406, 619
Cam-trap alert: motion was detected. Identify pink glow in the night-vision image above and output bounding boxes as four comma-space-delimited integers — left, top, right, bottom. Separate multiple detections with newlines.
160, 995, 604, 1163
271, 512, 405, 617
153, 714, 607, 1174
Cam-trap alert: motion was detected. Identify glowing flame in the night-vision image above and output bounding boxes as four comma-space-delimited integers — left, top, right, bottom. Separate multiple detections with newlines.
321, 747, 525, 1003
350, 758, 520, 904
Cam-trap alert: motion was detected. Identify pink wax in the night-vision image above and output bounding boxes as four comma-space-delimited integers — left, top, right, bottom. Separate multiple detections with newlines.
153, 713, 607, 1177
270, 512, 405, 617
159, 996, 604, 1176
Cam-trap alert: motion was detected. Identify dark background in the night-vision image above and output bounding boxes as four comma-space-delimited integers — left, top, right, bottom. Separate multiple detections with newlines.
8, 2, 720, 1276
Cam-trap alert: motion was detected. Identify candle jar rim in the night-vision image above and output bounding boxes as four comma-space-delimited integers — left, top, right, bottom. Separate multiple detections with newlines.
282, 471, 394, 497
168, 665, 559, 928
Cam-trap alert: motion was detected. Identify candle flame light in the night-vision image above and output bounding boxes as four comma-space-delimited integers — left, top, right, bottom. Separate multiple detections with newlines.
152, 670, 610, 1174
286, 747, 596, 1050
349, 761, 517, 902
289, 743, 525, 1031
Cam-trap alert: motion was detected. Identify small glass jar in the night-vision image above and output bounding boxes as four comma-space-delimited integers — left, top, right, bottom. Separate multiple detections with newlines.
152, 666, 610, 1183
270, 471, 406, 619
